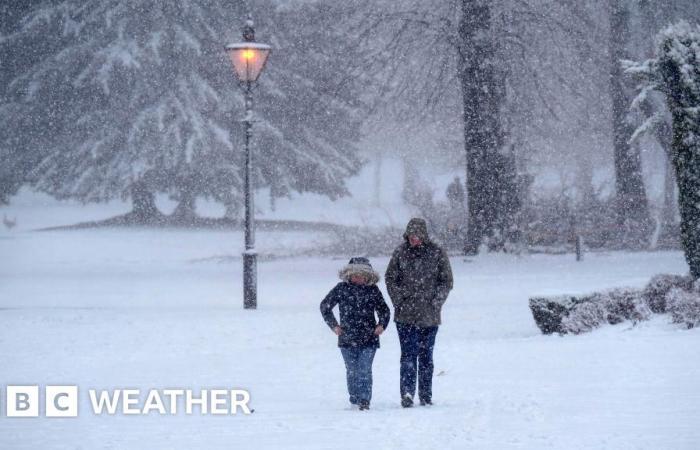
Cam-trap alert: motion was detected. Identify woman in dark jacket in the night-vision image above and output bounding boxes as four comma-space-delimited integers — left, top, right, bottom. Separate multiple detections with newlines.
320, 257, 390, 410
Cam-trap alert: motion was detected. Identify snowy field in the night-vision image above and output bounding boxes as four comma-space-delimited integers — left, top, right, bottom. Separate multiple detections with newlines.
1, 223, 699, 449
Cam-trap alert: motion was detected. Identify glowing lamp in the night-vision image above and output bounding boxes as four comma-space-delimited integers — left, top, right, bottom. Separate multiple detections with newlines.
225, 42, 271, 83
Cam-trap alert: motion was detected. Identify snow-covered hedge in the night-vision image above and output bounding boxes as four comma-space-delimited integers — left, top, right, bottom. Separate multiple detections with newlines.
530, 288, 651, 335
529, 296, 577, 334
667, 281, 700, 329
558, 298, 607, 335
642, 274, 694, 313
530, 274, 698, 335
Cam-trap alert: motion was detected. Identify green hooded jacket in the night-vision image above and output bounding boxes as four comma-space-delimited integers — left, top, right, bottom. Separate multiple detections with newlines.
385, 218, 454, 327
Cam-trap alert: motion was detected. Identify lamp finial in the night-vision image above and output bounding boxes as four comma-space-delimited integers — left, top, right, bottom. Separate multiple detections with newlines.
243, 15, 255, 42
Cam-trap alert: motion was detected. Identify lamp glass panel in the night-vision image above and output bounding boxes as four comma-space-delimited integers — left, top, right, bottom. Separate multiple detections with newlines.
227, 47, 271, 82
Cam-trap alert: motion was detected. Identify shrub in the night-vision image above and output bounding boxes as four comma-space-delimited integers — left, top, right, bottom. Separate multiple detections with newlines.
667, 281, 700, 329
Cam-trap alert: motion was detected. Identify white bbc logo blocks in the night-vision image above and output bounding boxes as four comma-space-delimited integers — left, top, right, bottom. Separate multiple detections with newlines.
6, 386, 39, 417
46, 386, 78, 417
4, 385, 78, 418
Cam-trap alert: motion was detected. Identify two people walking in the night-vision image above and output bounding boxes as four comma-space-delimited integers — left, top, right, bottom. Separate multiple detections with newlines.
320, 218, 454, 410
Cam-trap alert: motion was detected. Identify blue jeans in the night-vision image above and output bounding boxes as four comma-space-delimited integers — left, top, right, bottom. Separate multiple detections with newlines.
396, 322, 438, 401
340, 346, 377, 404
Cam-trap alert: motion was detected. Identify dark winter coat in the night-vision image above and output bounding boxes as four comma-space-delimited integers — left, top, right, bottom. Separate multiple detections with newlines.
320, 282, 391, 348
385, 218, 454, 327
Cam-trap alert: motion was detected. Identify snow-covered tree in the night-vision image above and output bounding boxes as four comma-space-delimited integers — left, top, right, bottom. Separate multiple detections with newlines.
0, 1, 65, 205
628, 21, 700, 278
627, 0, 700, 246
0, 1, 364, 220
608, 0, 651, 247
336, 0, 607, 254
258, 2, 365, 202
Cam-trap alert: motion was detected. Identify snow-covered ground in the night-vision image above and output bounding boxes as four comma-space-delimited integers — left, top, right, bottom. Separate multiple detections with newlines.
1, 217, 699, 449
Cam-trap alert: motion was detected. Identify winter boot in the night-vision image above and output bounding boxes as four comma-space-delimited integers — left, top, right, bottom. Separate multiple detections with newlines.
401, 394, 413, 408
358, 401, 370, 411
419, 398, 432, 406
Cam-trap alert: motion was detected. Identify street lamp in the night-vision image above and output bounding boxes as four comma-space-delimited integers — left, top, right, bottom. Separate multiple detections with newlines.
225, 17, 271, 309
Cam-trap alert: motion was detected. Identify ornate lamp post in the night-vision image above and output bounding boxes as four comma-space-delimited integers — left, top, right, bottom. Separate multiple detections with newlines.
225, 18, 271, 309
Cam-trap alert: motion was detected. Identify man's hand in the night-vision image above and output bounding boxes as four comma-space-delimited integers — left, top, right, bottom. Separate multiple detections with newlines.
333, 326, 343, 336
374, 325, 385, 336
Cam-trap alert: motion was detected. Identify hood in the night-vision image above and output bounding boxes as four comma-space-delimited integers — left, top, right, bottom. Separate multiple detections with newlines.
339, 257, 380, 285
403, 218, 430, 243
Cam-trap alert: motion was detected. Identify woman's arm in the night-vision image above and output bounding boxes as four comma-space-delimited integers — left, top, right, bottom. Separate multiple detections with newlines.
374, 286, 391, 330
320, 284, 341, 330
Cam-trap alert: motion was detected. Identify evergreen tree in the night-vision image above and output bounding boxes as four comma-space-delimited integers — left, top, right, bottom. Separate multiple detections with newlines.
0, 1, 364, 219
0, 1, 68, 205
628, 21, 700, 278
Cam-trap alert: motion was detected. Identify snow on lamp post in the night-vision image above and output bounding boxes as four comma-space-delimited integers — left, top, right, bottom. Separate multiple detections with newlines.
225, 18, 271, 310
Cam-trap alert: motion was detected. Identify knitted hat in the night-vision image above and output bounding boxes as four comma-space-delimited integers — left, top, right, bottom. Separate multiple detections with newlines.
339, 257, 380, 285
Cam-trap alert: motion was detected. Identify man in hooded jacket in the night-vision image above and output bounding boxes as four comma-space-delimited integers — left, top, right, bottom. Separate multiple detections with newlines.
385, 218, 453, 407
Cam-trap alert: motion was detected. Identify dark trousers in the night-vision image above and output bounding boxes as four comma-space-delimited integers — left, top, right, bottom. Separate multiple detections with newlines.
396, 322, 438, 401
340, 346, 377, 404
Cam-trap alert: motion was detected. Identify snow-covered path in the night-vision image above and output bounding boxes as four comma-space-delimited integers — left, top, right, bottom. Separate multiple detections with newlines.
1, 229, 699, 449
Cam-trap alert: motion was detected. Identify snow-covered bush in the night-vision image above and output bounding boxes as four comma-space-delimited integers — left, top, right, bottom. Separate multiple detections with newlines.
667, 281, 700, 329
641, 273, 694, 313
554, 289, 651, 335
529, 296, 577, 334
531, 273, 700, 335
559, 298, 606, 335
603, 289, 652, 325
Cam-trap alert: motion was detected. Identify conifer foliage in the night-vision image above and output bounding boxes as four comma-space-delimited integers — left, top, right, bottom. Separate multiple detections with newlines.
0, 1, 364, 220
628, 21, 700, 278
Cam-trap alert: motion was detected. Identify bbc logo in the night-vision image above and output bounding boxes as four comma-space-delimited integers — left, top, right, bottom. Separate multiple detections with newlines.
4, 386, 78, 417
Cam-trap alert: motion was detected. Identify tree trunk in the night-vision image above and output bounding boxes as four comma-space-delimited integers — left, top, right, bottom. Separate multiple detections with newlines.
171, 187, 197, 224
130, 181, 161, 223
459, 0, 504, 255
608, 0, 651, 248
